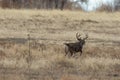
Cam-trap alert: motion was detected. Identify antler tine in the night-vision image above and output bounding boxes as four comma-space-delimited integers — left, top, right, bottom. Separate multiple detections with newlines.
76, 32, 81, 40
83, 33, 88, 40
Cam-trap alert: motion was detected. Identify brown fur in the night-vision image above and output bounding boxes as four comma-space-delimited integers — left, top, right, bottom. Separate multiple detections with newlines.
64, 33, 88, 57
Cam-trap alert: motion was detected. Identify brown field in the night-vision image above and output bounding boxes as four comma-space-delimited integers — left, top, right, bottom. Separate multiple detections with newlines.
0, 9, 120, 80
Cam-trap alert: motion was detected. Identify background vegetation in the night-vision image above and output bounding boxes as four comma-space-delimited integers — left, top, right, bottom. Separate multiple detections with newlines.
0, 0, 120, 11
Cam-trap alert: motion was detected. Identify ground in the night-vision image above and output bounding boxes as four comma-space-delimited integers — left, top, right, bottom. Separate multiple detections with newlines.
0, 9, 120, 80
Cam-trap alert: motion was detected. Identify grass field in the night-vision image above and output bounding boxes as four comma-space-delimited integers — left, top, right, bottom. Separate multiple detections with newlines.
0, 9, 120, 80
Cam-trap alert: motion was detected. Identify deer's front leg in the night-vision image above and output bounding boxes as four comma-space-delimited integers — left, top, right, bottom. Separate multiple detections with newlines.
80, 50, 83, 56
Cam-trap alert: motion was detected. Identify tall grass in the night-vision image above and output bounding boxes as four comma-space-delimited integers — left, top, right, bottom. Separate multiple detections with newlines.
0, 9, 120, 80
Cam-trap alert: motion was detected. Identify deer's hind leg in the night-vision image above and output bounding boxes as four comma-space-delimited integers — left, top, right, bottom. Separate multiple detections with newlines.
65, 46, 70, 56
70, 52, 74, 57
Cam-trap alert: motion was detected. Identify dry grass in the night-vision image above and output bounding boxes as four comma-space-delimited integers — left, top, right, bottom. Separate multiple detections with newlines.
0, 9, 120, 80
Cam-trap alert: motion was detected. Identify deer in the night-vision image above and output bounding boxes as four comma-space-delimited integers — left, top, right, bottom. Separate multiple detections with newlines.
64, 33, 88, 57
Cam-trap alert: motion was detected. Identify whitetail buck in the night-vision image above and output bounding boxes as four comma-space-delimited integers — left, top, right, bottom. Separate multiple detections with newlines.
64, 33, 88, 57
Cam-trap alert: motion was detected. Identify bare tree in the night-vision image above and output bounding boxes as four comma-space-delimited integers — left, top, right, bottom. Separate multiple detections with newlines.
64, 33, 88, 57
54, 0, 58, 9
0, 0, 69, 10
115, 0, 120, 11
61, 0, 67, 10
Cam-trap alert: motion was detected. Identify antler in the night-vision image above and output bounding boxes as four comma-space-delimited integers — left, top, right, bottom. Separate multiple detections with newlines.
83, 34, 88, 40
76, 32, 81, 41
